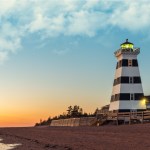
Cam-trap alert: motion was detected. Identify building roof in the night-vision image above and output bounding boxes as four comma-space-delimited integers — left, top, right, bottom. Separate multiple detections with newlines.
120, 39, 134, 46
145, 95, 150, 100
101, 104, 109, 110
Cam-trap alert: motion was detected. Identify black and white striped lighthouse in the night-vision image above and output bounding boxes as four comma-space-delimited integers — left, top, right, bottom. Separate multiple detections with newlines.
109, 39, 146, 112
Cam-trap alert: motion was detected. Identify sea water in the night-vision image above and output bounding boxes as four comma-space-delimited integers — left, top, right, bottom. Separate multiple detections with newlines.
0, 138, 21, 150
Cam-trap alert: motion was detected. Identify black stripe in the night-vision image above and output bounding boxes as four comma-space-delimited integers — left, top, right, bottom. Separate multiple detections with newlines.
113, 76, 141, 86
111, 93, 144, 102
116, 59, 138, 69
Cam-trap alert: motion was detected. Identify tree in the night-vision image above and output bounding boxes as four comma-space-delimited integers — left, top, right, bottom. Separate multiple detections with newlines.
67, 106, 73, 117
79, 108, 83, 115
47, 117, 52, 124
71, 105, 83, 117
35, 105, 100, 126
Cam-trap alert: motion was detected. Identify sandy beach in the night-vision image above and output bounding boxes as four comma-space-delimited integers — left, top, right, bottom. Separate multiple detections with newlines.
0, 124, 150, 150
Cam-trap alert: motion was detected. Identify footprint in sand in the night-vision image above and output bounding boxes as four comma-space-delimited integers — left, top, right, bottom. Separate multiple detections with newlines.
0, 138, 21, 150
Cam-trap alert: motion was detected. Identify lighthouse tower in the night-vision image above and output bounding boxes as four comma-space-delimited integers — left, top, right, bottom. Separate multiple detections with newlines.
109, 39, 146, 112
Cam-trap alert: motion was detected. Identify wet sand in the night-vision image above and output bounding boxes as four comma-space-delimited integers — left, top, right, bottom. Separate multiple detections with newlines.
0, 138, 21, 150
0, 124, 150, 150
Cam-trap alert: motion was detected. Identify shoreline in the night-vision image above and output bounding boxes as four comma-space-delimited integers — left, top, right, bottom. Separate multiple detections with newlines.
0, 138, 21, 150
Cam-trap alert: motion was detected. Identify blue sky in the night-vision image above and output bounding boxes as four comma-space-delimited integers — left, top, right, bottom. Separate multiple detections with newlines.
0, 0, 150, 126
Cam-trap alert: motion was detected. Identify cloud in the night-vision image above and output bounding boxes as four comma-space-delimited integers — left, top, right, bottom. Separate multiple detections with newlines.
0, 21, 22, 62
66, 10, 109, 37
0, 0, 150, 62
53, 49, 70, 55
110, 0, 150, 31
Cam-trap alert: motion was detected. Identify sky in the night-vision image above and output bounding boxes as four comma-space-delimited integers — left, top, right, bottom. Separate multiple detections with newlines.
0, 0, 150, 127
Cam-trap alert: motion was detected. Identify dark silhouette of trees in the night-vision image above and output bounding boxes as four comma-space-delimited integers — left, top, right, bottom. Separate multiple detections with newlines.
67, 106, 73, 117
67, 105, 83, 118
35, 105, 98, 126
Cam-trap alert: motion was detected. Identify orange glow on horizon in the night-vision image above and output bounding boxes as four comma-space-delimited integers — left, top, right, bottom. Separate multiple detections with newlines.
0, 87, 106, 127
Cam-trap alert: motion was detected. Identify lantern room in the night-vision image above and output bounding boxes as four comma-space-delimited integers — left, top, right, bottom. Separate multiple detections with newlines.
121, 39, 134, 50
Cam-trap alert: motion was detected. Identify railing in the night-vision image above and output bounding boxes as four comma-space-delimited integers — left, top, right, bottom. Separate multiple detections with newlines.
98, 111, 150, 125
114, 47, 140, 56
50, 111, 150, 126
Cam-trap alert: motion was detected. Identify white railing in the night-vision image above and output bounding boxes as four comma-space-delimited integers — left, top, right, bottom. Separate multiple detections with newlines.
114, 47, 140, 56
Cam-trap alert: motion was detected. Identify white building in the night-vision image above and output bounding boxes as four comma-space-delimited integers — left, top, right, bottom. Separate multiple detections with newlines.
109, 39, 146, 112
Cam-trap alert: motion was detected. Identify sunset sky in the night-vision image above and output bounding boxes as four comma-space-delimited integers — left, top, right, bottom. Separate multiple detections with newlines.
0, 0, 150, 127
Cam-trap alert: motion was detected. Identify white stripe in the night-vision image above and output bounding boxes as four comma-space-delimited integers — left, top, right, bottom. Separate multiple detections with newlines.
115, 67, 140, 77
121, 67, 140, 76
112, 84, 143, 95
109, 100, 146, 111
117, 54, 137, 61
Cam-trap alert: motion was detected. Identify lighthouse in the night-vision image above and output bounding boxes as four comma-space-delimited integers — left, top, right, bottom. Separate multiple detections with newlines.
109, 39, 146, 112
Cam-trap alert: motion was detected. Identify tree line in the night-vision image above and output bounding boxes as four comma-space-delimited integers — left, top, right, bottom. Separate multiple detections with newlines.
35, 105, 98, 126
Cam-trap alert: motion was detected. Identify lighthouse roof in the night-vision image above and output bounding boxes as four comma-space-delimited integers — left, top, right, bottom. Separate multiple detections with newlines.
120, 39, 133, 46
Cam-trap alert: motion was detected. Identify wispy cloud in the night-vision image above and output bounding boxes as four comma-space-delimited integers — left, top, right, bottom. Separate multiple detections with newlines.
53, 48, 70, 55
0, 0, 150, 62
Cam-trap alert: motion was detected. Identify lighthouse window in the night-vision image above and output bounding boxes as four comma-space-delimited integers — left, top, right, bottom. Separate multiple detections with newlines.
122, 59, 128, 66
132, 59, 138, 66
128, 60, 132, 66
134, 77, 141, 83
135, 93, 144, 100
121, 77, 129, 83
120, 93, 130, 100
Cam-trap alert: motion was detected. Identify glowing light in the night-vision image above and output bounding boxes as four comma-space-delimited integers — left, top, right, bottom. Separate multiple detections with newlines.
140, 99, 146, 106
121, 44, 134, 49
